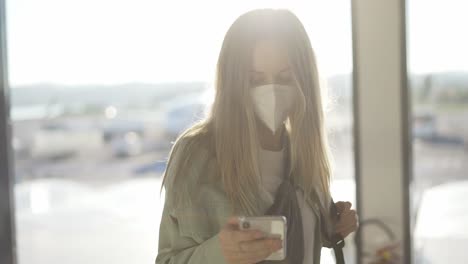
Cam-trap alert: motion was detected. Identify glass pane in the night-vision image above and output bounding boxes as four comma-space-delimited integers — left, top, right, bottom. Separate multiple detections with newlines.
6, 0, 354, 263
408, 0, 468, 263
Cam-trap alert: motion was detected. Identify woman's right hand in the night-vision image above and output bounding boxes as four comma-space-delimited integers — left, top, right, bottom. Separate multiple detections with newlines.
218, 216, 283, 264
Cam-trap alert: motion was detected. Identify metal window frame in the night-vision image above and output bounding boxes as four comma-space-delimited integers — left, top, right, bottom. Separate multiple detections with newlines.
0, 0, 17, 263
351, 0, 412, 263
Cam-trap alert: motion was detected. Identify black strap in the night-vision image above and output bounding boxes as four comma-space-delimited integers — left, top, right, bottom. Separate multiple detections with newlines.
260, 177, 304, 264
329, 200, 346, 264
331, 233, 345, 264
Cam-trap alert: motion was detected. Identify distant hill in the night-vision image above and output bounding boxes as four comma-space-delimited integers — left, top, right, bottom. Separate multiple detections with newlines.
410, 71, 468, 103
410, 71, 468, 89
10, 82, 208, 108
10, 71, 467, 110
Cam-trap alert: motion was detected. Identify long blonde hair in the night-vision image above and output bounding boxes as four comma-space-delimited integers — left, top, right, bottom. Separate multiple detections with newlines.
161, 8, 333, 224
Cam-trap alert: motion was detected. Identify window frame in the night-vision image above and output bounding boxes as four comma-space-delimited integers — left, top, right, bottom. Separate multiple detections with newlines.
351, 0, 412, 263
0, 0, 17, 263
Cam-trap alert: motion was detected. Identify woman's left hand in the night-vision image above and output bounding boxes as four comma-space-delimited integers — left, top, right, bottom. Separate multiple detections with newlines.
334, 201, 359, 239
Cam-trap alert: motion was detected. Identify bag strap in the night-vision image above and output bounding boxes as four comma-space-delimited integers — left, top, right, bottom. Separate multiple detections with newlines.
329, 199, 346, 264
331, 233, 345, 264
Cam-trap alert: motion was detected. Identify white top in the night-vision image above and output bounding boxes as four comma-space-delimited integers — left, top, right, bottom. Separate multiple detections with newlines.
258, 146, 316, 264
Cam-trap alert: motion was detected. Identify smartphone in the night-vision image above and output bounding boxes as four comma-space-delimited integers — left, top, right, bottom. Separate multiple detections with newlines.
237, 215, 287, 261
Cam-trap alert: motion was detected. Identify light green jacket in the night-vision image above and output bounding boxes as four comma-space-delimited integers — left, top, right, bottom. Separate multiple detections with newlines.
155, 136, 335, 264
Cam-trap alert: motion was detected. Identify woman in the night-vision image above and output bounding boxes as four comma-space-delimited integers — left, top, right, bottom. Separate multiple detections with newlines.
156, 8, 358, 264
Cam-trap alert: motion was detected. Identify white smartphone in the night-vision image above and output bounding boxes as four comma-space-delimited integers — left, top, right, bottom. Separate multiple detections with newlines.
237, 215, 287, 261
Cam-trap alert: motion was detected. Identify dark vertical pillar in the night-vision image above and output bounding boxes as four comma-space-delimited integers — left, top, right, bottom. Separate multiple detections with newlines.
0, 0, 17, 262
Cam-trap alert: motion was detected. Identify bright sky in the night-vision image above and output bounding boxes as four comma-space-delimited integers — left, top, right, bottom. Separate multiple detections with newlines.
5, 0, 468, 86
407, 0, 468, 75
6, 0, 352, 86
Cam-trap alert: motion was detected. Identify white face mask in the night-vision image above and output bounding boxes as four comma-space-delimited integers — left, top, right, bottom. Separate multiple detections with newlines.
250, 83, 296, 133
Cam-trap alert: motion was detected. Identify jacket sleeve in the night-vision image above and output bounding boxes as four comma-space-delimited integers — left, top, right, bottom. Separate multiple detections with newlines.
321, 229, 334, 248
155, 137, 227, 264
155, 192, 227, 264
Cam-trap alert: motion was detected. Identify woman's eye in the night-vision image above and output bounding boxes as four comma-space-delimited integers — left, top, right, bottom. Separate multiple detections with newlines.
249, 74, 292, 86
250, 77, 264, 85
278, 75, 292, 83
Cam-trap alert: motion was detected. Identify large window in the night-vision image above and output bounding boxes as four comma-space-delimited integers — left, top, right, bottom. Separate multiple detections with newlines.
408, 0, 468, 263
6, 1, 354, 263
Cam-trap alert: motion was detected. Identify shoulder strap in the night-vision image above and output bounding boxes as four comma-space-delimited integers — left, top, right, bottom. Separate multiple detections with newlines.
329, 200, 346, 264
